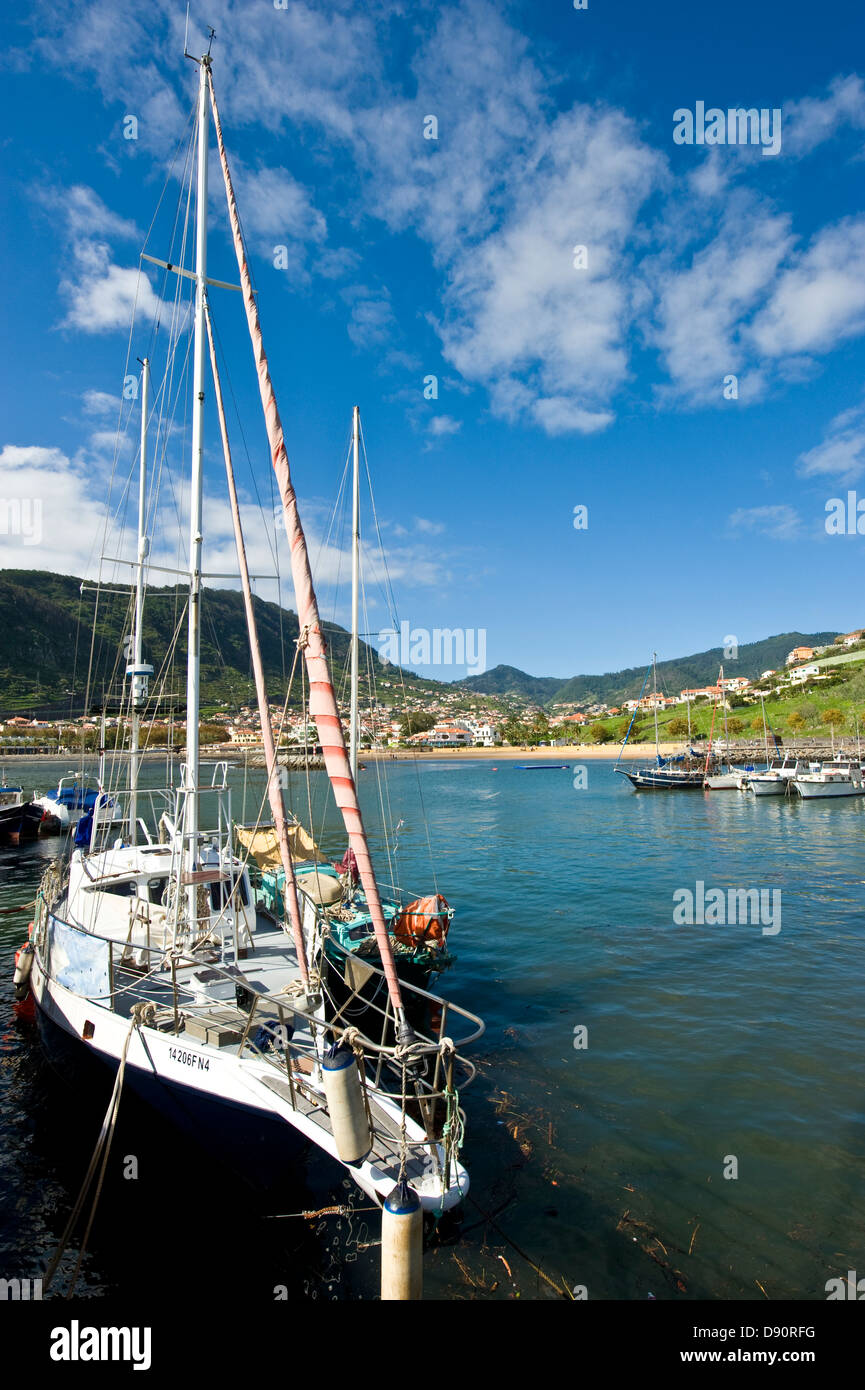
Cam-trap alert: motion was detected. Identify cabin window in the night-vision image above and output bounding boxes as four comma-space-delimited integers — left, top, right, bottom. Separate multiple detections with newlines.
210, 875, 249, 910
147, 877, 168, 904
100, 880, 137, 897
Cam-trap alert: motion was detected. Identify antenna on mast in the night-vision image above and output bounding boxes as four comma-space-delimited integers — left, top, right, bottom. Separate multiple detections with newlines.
183, 9, 215, 62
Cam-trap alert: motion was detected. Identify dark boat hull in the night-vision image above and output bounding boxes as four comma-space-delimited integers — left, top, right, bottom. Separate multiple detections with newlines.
33, 995, 307, 1191
618, 768, 705, 790
0, 802, 45, 844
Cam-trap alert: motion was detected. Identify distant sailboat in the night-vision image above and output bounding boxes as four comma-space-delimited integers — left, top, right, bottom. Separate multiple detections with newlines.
616, 652, 704, 789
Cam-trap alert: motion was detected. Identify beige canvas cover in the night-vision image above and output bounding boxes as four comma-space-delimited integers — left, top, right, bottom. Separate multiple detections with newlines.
236, 822, 324, 870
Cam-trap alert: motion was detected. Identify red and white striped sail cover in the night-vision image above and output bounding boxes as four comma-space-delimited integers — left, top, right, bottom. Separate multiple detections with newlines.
207, 72, 405, 1015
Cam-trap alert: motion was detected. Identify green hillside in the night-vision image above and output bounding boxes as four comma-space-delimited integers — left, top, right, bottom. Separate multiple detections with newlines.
0, 570, 407, 715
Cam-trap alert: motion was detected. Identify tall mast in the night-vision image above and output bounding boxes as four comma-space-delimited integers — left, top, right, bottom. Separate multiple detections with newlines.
204, 302, 310, 989
652, 651, 659, 753
349, 405, 360, 784
720, 664, 729, 749
128, 356, 152, 844
759, 692, 770, 763
185, 52, 210, 915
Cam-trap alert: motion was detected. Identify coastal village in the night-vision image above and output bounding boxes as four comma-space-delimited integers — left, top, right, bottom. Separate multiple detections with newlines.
3, 630, 862, 755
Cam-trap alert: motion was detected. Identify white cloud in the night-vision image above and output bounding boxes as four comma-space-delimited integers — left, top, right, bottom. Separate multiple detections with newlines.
784, 74, 865, 156
82, 389, 121, 417
0, 444, 123, 573
727, 505, 802, 540
414, 517, 445, 535
35, 183, 161, 335
797, 401, 865, 482
750, 216, 865, 358
426, 416, 461, 438
344, 286, 395, 348
531, 397, 614, 436
652, 200, 793, 404
235, 164, 327, 243
25, 4, 865, 433
61, 240, 161, 333
39, 184, 139, 241
437, 105, 663, 433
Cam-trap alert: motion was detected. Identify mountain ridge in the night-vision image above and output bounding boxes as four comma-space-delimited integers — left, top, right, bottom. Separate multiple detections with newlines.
459, 631, 842, 706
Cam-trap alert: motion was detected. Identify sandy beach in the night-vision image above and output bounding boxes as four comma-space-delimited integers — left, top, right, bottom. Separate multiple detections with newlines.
361, 742, 683, 762
3, 742, 686, 764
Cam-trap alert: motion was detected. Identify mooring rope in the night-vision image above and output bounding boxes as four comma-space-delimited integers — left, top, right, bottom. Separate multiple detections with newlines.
43, 1008, 145, 1297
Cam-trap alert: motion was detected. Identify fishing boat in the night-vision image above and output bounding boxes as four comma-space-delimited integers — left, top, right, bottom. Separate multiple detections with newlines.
16, 40, 482, 1298
0, 784, 44, 844
791, 756, 865, 799
616, 653, 705, 789
743, 755, 806, 796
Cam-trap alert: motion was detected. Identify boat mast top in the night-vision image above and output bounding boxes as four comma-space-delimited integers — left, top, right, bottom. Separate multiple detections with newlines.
349, 405, 360, 784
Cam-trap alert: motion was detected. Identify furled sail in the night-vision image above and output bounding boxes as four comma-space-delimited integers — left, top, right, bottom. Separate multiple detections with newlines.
207, 71, 407, 1024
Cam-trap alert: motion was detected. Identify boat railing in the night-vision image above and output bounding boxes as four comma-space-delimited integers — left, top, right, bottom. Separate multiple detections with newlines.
32, 895, 483, 1115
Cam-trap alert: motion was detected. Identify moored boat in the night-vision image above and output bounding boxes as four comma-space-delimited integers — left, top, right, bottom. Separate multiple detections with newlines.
616, 652, 706, 790
742, 755, 806, 795
0, 785, 44, 844
33, 771, 122, 829
17, 41, 483, 1297
791, 756, 865, 799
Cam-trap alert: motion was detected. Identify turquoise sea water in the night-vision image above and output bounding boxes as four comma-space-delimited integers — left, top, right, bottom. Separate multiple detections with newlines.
2, 754, 864, 1301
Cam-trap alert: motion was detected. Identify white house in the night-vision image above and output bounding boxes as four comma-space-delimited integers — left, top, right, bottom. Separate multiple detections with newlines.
467, 721, 501, 746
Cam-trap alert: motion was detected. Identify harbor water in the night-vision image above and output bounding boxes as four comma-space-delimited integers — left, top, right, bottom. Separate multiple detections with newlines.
1, 755, 864, 1301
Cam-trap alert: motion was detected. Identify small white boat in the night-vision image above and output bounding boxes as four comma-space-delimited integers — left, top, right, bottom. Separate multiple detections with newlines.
704, 765, 747, 790
33, 772, 123, 829
742, 755, 806, 796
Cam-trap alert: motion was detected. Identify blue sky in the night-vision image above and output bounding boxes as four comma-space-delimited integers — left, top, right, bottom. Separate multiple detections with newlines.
1, 0, 864, 682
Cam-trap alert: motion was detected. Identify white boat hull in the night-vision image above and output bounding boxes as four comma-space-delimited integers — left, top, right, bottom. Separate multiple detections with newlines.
792, 779, 865, 799
28, 948, 465, 1211
748, 777, 787, 796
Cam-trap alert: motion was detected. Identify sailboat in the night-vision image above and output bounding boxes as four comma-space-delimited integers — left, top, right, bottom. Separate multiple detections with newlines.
703, 665, 747, 789
16, 42, 483, 1290
734, 693, 776, 791
616, 652, 705, 789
